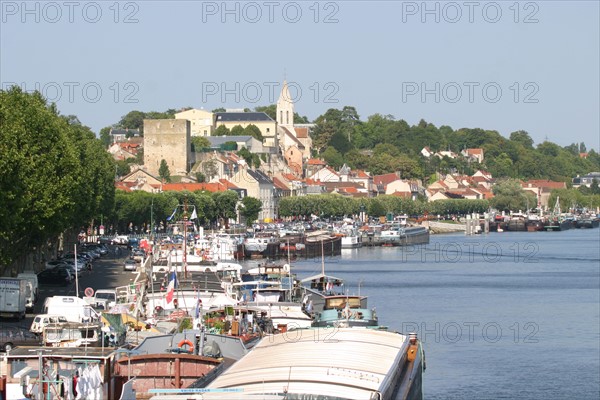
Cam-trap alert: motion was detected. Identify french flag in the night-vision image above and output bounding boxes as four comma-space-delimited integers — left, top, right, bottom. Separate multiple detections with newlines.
166, 272, 177, 304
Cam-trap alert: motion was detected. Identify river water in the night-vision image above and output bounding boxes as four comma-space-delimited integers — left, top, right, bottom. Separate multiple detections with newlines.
292, 229, 600, 399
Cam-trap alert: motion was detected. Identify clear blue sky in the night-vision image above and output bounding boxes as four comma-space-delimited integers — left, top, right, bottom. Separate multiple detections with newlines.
1, 1, 598, 150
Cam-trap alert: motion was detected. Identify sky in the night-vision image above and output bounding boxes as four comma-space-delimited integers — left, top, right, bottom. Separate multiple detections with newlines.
1, 1, 599, 150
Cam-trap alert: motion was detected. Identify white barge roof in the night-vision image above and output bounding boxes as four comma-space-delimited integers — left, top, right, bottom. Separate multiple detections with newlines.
202, 328, 410, 399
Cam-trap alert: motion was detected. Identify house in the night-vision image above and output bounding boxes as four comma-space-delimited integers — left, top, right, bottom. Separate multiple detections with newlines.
161, 181, 236, 194
231, 168, 275, 221
305, 178, 326, 195
117, 168, 163, 193
473, 170, 493, 180
435, 150, 458, 159
385, 179, 422, 199
214, 112, 277, 149
372, 172, 401, 195
309, 166, 340, 183
461, 148, 484, 163
110, 128, 140, 143
194, 151, 245, 182
305, 158, 326, 178
276, 173, 307, 196
322, 181, 370, 197
273, 177, 292, 199
175, 108, 214, 137
572, 172, 600, 188
521, 180, 567, 208
108, 142, 138, 161
421, 147, 434, 158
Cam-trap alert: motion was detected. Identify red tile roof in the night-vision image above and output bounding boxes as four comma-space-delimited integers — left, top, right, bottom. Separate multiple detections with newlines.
464, 148, 483, 155
307, 158, 326, 165
294, 127, 309, 138
373, 172, 399, 186
522, 180, 566, 190
162, 182, 229, 193
272, 177, 289, 190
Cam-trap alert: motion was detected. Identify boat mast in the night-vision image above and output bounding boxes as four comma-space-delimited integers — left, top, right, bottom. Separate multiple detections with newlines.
183, 199, 188, 280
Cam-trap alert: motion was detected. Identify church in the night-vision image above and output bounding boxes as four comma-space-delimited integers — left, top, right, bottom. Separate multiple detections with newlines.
142, 80, 313, 178
276, 80, 313, 176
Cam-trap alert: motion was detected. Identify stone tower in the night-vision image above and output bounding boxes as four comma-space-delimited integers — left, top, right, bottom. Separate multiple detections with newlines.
143, 119, 191, 177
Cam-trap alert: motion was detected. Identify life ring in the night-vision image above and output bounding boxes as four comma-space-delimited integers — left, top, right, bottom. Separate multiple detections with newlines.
178, 339, 194, 353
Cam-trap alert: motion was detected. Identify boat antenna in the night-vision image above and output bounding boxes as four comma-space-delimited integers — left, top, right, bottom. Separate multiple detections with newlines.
321, 239, 325, 276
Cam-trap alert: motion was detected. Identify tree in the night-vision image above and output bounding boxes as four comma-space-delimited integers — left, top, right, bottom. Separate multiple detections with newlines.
254, 105, 276, 120
212, 191, 239, 227
329, 131, 352, 154
230, 125, 245, 136
213, 125, 230, 136
99, 126, 112, 148
212, 107, 226, 113
191, 136, 211, 152
159, 159, 171, 183
240, 196, 262, 226
294, 113, 310, 124
490, 179, 536, 212
509, 130, 534, 149
0, 86, 114, 269
118, 110, 145, 131
196, 172, 206, 183
202, 160, 218, 181
321, 147, 343, 168
244, 124, 263, 141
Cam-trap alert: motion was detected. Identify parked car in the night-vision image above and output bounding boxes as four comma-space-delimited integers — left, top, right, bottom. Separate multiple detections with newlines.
124, 258, 137, 271
30, 314, 69, 335
37, 268, 72, 286
1, 327, 41, 351
45, 260, 69, 270
132, 249, 146, 263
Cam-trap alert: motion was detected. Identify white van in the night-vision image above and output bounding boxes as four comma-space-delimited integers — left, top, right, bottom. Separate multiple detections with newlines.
30, 314, 68, 334
43, 296, 100, 323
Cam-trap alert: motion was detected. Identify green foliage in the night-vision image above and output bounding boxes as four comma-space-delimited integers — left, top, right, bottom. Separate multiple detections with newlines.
196, 172, 206, 183
244, 124, 263, 141
212, 107, 226, 113
277, 194, 488, 219
159, 159, 171, 183
99, 126, 112, 148
490, 179, 537, 212
221, 141, 238, 151
308, 106, 599, 179
117, 109, 173, 134
254, 105, 276, 120
240, 196, 263, 225
321, 147, 343, 168
230, 125, 245, 136
202, 160, 218, 181
548, 188, 600, 210
213, 125, 230, 136
115, 159, 132, 178
0, 86, 115, 268
212, 191, 239, 227
191, 136, 211, 152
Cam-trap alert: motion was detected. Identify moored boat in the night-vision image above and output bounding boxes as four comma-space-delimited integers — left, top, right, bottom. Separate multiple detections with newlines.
166, 328, 425, 400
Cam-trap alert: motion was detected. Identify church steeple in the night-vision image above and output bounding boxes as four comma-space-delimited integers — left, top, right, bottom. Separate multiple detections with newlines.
277, 80, 294, 127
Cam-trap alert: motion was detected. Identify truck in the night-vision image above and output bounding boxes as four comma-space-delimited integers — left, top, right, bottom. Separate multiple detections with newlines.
84, 289, 117, 310
43, 296, 100, 323
17, 272, 39, 312
0, 278, 27, 319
